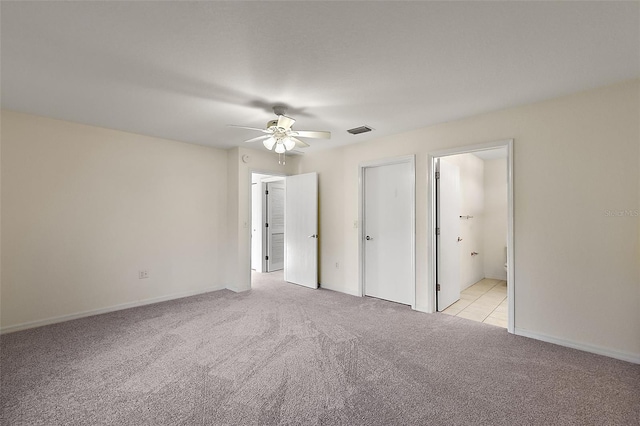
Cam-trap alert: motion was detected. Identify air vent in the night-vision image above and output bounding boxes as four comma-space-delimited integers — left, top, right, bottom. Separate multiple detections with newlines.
347, 125, 373, 135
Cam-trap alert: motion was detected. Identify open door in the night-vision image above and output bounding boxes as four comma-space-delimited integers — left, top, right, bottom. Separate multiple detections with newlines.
284, 172, 318, 288
437, 158, 461, 310
266, 181, 285, 271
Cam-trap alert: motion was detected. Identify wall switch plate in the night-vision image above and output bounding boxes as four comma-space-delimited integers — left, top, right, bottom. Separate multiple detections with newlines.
139, 270, 149, 279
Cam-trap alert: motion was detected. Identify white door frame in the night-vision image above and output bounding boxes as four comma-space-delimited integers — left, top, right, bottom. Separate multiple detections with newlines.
359, 155, 416, 309
250, 170, 287, 279
427, 139, 515, 333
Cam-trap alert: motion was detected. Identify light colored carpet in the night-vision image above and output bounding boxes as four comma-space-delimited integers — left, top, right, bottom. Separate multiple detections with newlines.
1, 271, 639, 425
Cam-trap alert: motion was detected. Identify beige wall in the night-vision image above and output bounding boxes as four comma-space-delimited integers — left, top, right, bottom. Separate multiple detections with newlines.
483, 158, 508, 280
1, 111, 229, 331
300, 80, 640, 360
443, 153, 485, 289
225, 147, 299, 292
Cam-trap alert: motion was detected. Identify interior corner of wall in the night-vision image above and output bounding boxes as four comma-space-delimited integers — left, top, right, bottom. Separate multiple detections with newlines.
225, 281, 250, 293
227, 146, 240, 161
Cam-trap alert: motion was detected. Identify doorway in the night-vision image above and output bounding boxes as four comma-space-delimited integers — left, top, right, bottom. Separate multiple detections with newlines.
251, 173, 285, 274
359, 156, 415, 307
428, 140, 514, 333
250, 171, 319, 289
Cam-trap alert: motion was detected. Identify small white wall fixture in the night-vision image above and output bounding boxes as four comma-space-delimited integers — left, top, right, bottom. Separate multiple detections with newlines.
427, 140, 514, 333
359, 155, 416, 309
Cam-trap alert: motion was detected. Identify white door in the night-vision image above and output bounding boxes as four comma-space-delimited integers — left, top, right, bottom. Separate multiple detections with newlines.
437, 158, 461, 310
363, 161, 413, 305
266, 182, 285, 271
284, 172, 318, 288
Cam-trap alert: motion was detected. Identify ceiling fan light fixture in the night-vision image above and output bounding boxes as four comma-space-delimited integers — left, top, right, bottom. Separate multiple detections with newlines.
263, 136, 276, 150
283, 137, 296, 151
230, 105, 331, 154
274, 142, 286, 154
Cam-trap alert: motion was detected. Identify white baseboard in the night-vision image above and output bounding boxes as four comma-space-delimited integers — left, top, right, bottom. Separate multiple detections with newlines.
226, 285, 249, 293
484, 274, 508, 281
0, 285, 226, 335
413, 305, 434, 314
514, 327, 640, 364
319, 283, 361, 297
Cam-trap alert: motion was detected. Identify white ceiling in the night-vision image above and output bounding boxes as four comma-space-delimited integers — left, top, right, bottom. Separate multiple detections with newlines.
1, 2, 638, 152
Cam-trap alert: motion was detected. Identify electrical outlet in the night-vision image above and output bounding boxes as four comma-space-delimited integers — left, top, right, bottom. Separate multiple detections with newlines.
139, 270, 149, 279
353, 220, 358, 229
335, 262, 339, 269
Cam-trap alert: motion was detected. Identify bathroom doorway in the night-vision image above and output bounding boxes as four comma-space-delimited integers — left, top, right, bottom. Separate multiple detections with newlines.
428, 140, 514, 333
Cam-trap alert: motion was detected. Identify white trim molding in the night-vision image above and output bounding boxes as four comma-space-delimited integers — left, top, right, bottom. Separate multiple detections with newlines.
515, 328, 640, 364
413, 305, 431, 314
0, 285, 226, 335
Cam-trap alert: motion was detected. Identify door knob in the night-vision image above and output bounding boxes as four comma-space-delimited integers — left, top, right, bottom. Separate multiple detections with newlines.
308, 234, 318, 239
366, 236, 373, 241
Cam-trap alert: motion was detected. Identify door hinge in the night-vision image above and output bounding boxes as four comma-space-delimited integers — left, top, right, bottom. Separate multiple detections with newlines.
435, 171, 440, 179
265, 223, 269, 228
265, 255, 269, 260
436, 227, 440, 235
436, 284, 441, 291
265, 190, 269, 195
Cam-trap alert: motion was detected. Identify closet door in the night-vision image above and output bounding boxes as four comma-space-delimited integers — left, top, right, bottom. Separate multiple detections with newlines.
266, 182, 285, 271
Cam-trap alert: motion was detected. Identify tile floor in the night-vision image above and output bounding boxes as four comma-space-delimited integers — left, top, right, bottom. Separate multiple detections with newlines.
441, 278, 507, 328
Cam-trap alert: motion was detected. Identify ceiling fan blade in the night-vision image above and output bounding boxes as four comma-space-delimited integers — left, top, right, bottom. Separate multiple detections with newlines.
276, 115, 295, 130
244, 135, 270, 143
292, 130, 331, 139
290, 137, 310, 148
228, 124, 269, 133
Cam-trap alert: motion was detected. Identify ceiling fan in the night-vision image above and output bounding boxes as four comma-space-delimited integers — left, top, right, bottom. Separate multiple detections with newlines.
229, 105, 331, 153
